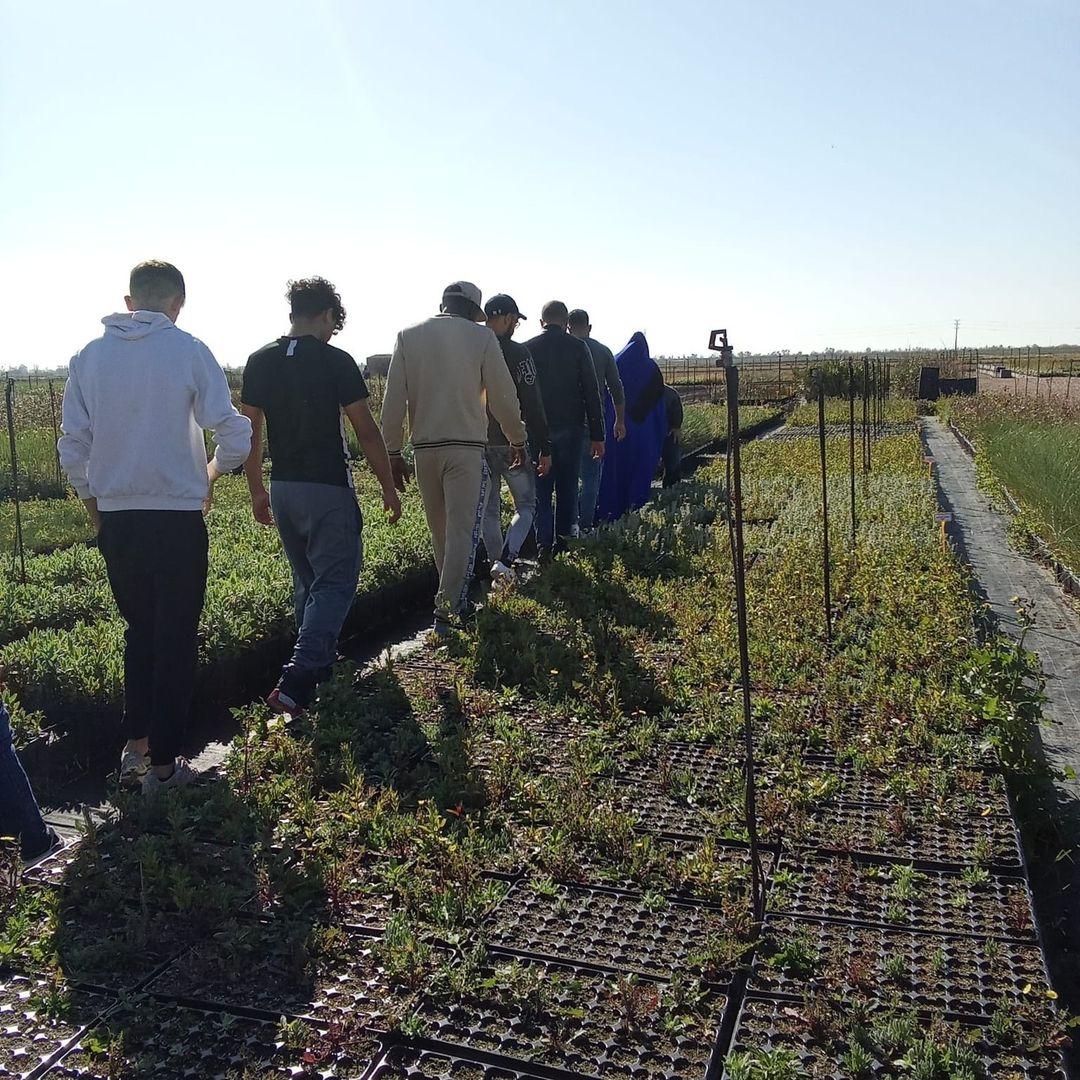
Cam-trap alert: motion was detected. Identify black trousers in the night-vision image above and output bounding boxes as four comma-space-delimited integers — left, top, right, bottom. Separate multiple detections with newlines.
98, 511, 208, 766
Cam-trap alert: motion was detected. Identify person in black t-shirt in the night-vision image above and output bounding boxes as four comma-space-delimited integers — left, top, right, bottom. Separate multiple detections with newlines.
240, 277, 401, 715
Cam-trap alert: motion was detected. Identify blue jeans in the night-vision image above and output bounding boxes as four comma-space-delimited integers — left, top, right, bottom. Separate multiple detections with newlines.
271, 481, 363, 679
578, 439, 604, 532
0, 703, 51, 859
535, 426, 585, 553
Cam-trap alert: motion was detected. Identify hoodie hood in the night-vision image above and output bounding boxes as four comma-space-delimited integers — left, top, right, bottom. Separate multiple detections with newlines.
101, 310, 176, 340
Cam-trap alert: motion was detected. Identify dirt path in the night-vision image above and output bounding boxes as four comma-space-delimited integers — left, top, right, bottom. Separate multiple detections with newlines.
923, 415, 1080, 1010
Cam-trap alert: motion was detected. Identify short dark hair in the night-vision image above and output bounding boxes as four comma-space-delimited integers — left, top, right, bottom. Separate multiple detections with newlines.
129, 260, 185, 310
541, 300, 569, 325
287, 277, 346, 333
567, 308, 589, 329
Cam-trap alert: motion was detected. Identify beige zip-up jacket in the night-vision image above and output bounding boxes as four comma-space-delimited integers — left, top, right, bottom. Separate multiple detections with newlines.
381, 314, 526, 455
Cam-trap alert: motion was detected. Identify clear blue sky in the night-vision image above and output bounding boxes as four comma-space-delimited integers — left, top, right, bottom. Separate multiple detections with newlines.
1, 0, 1076, 368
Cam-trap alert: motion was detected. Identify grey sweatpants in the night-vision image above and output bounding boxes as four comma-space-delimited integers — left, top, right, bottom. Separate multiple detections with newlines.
414, 445, 487, 619
270, 480, 363, 672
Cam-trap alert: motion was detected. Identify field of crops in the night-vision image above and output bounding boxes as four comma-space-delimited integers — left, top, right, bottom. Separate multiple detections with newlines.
680, 403, 782, 455
1, 469, 434, 748
946, 395, 1080, 574
2, 419, 1065, 1078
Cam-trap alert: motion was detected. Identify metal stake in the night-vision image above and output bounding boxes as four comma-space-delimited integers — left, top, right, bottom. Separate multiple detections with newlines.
817, 370, 832, 644
848, 361, 857, 546
710, 328, 765, 926
5, 380, 26, 583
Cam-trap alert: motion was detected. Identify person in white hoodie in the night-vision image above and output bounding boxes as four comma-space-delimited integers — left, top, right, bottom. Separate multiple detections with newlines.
59, 260, 252, 795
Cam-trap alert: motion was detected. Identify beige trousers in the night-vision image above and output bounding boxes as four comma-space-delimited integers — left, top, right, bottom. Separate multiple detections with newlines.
414, 446, 487, 618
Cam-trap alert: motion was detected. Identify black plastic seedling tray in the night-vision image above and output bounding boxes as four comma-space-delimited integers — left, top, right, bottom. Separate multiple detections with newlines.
798, 757, 1012, 814
723, 994, 1067, 1079
804, 797, 1024, 872
411, 953, 725, 1080
751, 914, 1051, 1021
369, 1044, 555, 1080
0, 970, 113, 1080
145, 921, 410, 1031
42, 998, 379, 1078
483, 879, 744, 985
769, 853, 1037, 942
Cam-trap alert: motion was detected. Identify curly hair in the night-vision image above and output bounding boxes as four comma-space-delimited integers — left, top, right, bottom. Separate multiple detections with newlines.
287, 277, 346, 334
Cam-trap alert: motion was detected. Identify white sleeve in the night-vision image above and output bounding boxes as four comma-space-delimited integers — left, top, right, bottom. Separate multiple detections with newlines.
192, 342, 252, 472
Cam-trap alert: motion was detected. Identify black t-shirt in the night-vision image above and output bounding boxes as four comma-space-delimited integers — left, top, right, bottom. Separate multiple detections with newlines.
241, 336, 369, 487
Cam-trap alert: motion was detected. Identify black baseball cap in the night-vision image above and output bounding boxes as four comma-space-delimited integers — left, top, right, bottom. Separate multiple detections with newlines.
484, 294, 527, 320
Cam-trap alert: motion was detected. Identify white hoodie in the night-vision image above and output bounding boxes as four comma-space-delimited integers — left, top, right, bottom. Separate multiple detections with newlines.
59, 311, 252, 512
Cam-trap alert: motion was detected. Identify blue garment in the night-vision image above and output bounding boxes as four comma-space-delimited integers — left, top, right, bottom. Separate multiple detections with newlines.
0, 703, 51, 859
535, 426, 586, 553
596, 333, 667, 522
578, 442, 603, 531
271, 481, 363, 677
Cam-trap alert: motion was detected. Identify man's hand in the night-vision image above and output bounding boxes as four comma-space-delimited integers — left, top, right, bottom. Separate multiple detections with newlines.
614, 419, 627, 442
537, 454, 552, 478
82, 498, 102, 536
509, 444, 526, 470
383, 486, 403, 525
590, 440, 606, 460
390, 455, 412, 492
251, 488, 274, 526
203, 460, 224, 517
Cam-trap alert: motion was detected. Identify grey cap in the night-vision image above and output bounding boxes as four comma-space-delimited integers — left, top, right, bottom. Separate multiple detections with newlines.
442, 281, 483, 310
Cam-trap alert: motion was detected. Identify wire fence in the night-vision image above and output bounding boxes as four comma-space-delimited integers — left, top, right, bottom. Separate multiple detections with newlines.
2, 346, 1072, 579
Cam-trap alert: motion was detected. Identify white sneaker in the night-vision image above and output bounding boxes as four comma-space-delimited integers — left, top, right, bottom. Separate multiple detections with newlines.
119, 748, 150, 787
141, 758, 199, 797
490, 560, 516, 591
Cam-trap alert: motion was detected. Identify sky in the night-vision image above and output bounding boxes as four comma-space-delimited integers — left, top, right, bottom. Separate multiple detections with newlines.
1, 0, 1077, 368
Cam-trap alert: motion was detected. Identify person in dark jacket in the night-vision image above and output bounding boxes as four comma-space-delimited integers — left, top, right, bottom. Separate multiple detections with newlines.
525, 301, 604, 557
482, 294, 552, 584
568, 308, 625, 533
661, 383, 684, 487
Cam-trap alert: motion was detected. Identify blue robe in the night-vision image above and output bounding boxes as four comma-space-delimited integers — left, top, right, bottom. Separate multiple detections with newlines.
596, 332, 668, 522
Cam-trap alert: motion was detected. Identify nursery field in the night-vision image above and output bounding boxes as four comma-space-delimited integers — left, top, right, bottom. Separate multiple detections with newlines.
0, 470, 435, 749
1, 417, 1068, 1079
946, 396, 1080, 575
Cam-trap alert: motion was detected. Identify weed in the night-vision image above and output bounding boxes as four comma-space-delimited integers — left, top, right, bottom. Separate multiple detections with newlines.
725, 1048, 801, 1079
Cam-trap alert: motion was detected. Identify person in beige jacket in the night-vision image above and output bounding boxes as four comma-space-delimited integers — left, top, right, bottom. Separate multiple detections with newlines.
382, 281, 527, 633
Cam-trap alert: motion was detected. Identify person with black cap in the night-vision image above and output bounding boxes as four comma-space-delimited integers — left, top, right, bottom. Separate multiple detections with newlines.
525, 301, 604, 558
568, 308, 625, 533
481, 294, 551, 586
382, 282, 527, 634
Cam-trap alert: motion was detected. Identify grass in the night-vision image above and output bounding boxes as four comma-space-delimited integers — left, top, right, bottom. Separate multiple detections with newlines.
947, 396, 1080, 571
0, 496, 94, 555
787, 397, 919, 427
1, 421, 1061, 1076
680, 404, 780, 455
